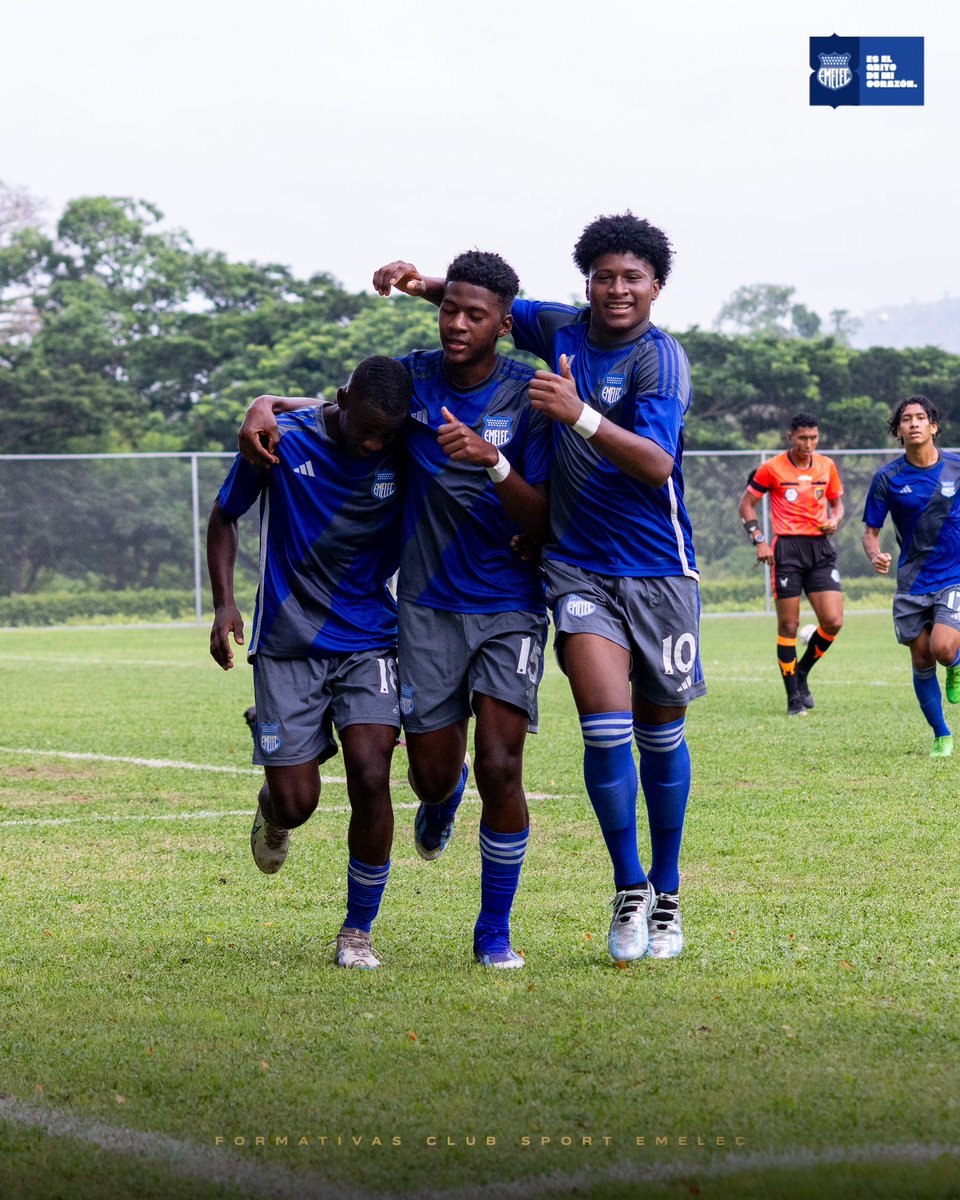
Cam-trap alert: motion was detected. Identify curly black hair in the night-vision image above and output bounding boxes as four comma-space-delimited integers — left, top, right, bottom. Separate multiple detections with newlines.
572, 212, 674, 284
348, 355, 413, 420
888, 394, 940, 440
445, 250, 520, 309
790, 412, 819, 431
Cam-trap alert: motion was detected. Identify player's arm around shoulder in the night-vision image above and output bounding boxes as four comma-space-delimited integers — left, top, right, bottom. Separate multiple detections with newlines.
239, 395, 316, 467
372, 260, 444, 305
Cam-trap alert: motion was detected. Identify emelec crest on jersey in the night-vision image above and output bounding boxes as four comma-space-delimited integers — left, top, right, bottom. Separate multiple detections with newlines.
943, 480, 957, 498
372, 470, 396, 500
599, 374, 626, 407
482, 416, 513, 447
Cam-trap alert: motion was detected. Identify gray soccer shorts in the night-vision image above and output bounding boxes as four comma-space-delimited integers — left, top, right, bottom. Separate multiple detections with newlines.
397, 602, 548, 733
251, 649, 400, 767
545, 559, 707, 708
893, 586, 960, 645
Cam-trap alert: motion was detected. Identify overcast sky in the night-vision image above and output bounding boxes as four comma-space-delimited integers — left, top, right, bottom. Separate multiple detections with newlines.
5, 0, 958, 330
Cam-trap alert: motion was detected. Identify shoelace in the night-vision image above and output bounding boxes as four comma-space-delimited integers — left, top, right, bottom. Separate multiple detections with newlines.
650, 894, 679, 929
611, 887, 650, 923
264, 823, 288, 850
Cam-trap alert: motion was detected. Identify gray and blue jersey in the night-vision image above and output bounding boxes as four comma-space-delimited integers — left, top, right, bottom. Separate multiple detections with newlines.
510, 299, 697, 580
397, 350, 551, 614
862, 451, 960, 594
216, 406, 403, 658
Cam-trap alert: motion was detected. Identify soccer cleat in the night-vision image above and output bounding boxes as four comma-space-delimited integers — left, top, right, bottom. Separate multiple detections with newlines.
474, 928, 524, 969
413, 753, 470, 861
607, 881, 655, 962
947, 667, 960, 705
334, 926, 381, 969
250, 805, 290, 874
784, 675, 806, 717
646, 890, 684, 959
930, 735, 954, 758
795, 673, 815, 710
787, 698, 807, 717
243, 706, 257, 737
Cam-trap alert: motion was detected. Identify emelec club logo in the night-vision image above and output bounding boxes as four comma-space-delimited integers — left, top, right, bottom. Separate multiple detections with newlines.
599, 374, 625, 406
372, 470, 396, 500
482, 416, 513, 447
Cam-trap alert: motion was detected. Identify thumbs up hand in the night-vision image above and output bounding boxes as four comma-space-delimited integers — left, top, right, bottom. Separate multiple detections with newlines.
528, 353, 588, 426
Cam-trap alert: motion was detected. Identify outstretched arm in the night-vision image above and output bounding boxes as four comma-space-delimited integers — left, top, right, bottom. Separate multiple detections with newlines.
528, 355, 673, 487
207, 499, 244, 670
737, 488, 774, 566
239, 395, 316, 467
371, 260, 445, 306
437, 406, 550, 542
862, 526, 892, 574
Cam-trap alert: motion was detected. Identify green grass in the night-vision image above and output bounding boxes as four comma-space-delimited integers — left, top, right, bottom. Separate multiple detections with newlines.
1, 615, 959, 1199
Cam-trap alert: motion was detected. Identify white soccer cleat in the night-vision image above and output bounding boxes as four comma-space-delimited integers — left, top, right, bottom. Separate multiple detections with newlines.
249, 805, 290, 874
334, 927, 381, 969
607, 881, 655, 962
646, 890, 684, 959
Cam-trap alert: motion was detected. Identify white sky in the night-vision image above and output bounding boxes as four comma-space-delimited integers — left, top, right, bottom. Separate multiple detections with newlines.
5, 0, 958, 330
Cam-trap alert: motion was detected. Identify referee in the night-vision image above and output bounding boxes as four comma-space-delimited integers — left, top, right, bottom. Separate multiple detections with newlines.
737, 413, 845, 716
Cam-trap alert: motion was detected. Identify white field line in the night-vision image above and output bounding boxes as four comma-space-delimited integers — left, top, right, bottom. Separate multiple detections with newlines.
0, 1098, 957, 1200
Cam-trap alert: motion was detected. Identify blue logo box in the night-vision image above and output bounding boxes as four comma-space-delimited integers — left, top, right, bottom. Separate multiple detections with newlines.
810, 36, 924, 107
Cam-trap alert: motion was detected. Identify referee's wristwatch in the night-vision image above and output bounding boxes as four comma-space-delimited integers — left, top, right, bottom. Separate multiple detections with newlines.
751, 529, 765, 545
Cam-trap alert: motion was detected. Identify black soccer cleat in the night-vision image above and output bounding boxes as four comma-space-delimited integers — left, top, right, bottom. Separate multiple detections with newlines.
243, 706, 257, 739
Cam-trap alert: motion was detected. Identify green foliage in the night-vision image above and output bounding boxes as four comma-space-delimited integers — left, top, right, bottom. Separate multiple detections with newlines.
0, 588, 197, 626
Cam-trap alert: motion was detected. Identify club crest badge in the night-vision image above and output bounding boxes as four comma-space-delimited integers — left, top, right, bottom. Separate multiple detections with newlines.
482, 416, 513, 447
400, 683, 415, 717
259, 722, 282, 755
599, 374, 626, 406
942, 481, 956, 498
372, 470, 396, 500
817, 51, 852, 90
565, 594, 597, 618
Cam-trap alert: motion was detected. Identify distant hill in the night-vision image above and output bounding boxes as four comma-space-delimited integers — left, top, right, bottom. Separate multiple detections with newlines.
851, 296, 960, 352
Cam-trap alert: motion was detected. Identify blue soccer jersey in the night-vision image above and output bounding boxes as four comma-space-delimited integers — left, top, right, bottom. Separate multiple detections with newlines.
216, 406, 403, 658
397, 350, 551, 614
862, 451, 960, 594
510, 299, 697, 580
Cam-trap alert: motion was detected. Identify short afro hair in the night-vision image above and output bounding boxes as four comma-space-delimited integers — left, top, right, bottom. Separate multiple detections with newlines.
790, 412, 819, 432
445, 250, 520, 309
889, 394, 940, 440
347, 355, 413, 421
572, 211, 674, 285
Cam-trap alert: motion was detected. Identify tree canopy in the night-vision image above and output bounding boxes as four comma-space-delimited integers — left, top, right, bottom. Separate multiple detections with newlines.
1, 186, 958, 455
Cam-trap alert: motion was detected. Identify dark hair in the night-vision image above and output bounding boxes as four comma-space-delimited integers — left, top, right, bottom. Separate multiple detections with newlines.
445, 250, 520, 309
572, 211, 673, 284
888, 394, 940, 439
347, 355, 413, 420
790, 413, 819, 432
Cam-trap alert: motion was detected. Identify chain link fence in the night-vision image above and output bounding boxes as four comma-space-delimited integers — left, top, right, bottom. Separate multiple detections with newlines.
0, 449, 909, 626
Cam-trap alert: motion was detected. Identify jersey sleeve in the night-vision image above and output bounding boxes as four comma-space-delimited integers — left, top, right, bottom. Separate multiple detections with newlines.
862, 470, 890, 530
510, 298, 581, 364
628, 337, 690, 460
514, 405, 552, 486
826, 458, 844, 501
746, 459, 775, 497
216, 454, 267, 518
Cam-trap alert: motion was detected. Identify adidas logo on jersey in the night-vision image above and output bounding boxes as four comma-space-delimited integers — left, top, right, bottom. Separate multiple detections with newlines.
293, 460, 316, 478
899, 485, 913, 494
675, 675, 693, 693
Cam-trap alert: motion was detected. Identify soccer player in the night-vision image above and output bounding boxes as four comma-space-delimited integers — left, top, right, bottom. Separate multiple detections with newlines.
374, 211, 703, 964
207, 355, 412, 969
244, 251, 551, 970
737, 414, 845, 716
862, 395, 960, 758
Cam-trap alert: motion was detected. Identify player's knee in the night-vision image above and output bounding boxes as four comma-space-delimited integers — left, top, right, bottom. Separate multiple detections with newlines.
474, 745, 522, 799
408, 760, 460, 806
265, 778, 320, 827
345, 756, 391, 806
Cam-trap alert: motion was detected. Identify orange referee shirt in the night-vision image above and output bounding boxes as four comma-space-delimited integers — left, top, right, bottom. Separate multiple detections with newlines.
746, 451, 843, 536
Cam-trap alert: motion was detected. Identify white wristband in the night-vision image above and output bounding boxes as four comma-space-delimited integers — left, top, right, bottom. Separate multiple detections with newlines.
486, 451, 512, 483
572, 403, 602, 439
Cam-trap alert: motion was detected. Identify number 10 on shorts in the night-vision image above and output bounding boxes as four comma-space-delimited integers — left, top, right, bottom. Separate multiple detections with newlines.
661, 633, 696, 676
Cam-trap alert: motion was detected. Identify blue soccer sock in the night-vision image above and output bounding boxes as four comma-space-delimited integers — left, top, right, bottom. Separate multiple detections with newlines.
635, 718, 690, 895
344, 857, 390, 933
913, 667, 950, 737
580, 712, 645, 890
422, 758, 469, 837
474, 824, 528, 945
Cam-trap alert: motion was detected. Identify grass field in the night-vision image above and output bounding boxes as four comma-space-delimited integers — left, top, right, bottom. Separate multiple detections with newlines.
2, 613, 959, 1200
